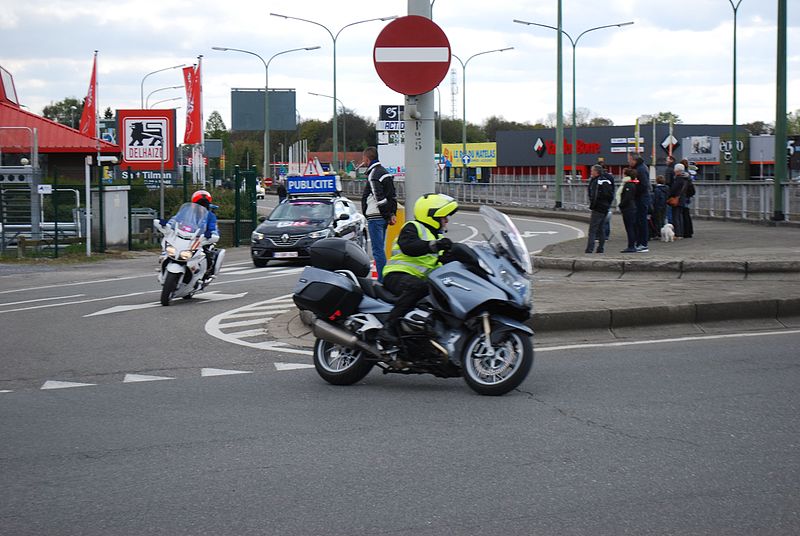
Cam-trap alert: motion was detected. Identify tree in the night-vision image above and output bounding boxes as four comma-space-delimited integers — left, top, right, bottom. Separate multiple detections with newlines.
42, 97, 83, 128
787, 109, 800, 136
103, 107, 113, 119
205, 110, 227, 139
639, 111, 683, 124
742, 120, 774, 135
588, 116, 614, 127
483, 116, 536, 141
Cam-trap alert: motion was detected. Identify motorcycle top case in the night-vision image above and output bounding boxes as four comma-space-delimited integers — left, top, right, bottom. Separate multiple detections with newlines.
309, 238, 370, 278
293, 266, 364, 320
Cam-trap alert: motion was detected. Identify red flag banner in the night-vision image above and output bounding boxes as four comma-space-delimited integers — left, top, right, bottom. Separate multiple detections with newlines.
183, 64, 201, 144
78, 54, 97, 138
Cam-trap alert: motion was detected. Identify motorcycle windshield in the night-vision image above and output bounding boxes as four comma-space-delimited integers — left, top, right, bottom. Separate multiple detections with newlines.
170, 202, 208, 236
479, 206, 532, 274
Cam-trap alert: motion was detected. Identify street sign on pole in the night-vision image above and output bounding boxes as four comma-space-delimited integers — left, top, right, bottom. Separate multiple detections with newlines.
373, 15, 451, 95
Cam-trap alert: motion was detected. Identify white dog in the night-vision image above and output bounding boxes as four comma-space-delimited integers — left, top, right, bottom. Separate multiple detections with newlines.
661, 222, 675, 242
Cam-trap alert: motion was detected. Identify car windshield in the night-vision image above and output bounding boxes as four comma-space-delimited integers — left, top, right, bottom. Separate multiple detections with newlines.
269, 201, 333, 223
169, 202, 208, 235
480, 205, 532, 274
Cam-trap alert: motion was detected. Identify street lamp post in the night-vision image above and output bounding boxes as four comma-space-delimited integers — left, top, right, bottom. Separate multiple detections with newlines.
728, 0, 744, 182
213, 45, 320, 181
149, 97, 182, 109
452, 48, 513, 181
270, 13, 397, 172
145, 85, 183, 108
514, 19, 633, 182
309, 92, 347, 171
69, 105, 77, 129
140, 64, 185, 109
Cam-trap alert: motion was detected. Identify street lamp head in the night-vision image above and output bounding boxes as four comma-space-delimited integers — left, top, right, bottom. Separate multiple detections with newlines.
305, 46, 322, 51
212, 47, 229, 51
380, 16, 398, 21
617, 21, 635, 28
270, 13, 288, 19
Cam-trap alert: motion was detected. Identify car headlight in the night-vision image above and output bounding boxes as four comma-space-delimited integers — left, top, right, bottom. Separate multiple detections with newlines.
308, 228, 331, 239
252, 231, 264, 241
179, 250, 193, 260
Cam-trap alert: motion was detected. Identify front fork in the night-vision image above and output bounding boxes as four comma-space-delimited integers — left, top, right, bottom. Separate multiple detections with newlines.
481, 312, 495, 357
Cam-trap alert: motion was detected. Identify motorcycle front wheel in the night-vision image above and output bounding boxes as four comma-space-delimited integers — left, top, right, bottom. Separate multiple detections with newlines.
313, 338, 374, 386
160, 271, 181, 306
462, 330, 533, 396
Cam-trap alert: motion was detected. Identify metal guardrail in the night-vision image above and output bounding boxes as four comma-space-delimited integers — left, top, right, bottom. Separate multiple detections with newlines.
340, 179, 799, 223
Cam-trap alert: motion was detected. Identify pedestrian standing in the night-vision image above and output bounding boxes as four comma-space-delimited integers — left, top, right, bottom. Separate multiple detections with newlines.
617, 168, 640, 253
652, 175, 669, 234
360, 146, 397, 282
669, 163, 690, 238
628, 153, 652, 252
585, 164, 614, 254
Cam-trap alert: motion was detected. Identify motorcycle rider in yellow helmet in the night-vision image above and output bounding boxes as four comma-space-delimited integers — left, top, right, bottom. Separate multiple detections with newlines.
378, 193, 459, 346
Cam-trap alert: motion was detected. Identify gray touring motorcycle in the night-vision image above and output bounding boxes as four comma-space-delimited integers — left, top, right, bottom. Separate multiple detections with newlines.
292, 206, 534, 396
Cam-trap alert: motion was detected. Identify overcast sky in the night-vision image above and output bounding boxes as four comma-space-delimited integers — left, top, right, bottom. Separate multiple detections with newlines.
2, 0, 798, 137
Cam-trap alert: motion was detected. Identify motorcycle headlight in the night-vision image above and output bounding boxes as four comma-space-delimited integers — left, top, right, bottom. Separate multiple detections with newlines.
165, 245, 176, 257
512, 279, 532, 304
309, 228, 332, 239
252, 231, 264, 241
478, 257, 494, 276
179, 250, 193, 260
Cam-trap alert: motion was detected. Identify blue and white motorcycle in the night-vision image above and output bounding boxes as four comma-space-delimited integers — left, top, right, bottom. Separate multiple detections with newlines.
293, 206, 533, 396
153, 202, 225, 306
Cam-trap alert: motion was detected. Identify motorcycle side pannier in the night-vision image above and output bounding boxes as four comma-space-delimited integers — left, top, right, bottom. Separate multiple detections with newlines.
309, 238, 370, 278
293, 266, 363, 319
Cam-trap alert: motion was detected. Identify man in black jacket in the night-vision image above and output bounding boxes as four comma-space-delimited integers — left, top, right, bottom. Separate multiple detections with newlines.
585, 165, 613, 254
628, 154, 652, 252
360, 146, 397, 282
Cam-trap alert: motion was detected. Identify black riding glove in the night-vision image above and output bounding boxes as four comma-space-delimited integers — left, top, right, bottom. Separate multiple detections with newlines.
434, 237, 453, 252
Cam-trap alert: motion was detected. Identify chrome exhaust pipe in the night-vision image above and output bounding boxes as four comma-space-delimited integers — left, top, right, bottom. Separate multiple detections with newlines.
311, 318, 382, 358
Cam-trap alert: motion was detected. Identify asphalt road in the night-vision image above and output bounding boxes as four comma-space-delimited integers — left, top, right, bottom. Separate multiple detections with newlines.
2, 331, 798, 535
3, 205, 798, 535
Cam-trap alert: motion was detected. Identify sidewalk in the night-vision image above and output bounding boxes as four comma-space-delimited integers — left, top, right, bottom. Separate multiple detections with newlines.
271, 211, 800, 349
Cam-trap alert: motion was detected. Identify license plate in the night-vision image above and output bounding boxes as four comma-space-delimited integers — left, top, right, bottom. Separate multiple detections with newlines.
274, 251, 299, 258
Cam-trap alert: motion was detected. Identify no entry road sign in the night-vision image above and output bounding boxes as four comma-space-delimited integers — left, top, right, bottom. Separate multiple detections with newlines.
373, 15, 451, 96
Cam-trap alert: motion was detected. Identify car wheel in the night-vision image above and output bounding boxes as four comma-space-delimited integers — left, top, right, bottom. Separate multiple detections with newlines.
253, 258, 268, 268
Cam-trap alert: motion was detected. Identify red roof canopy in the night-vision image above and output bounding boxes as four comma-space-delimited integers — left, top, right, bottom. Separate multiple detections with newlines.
0, 101, 119, 154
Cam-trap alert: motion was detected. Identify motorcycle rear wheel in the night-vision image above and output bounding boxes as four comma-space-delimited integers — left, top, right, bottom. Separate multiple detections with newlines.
462, 330, 533, 396
160, 271, 181, 306
313, 338, 374, 386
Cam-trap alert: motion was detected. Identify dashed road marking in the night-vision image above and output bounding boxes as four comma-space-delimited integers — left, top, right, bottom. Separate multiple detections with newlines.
123, 374, 174, 383
201, 368, 253, 377
41, 380, 96, 390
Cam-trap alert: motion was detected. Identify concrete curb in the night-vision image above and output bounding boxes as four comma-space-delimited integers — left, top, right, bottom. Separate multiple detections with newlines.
533, 256, 800, 275
532, 297, 800, 332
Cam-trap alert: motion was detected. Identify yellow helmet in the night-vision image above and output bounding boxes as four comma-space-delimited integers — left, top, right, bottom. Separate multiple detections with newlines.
414, 193, 458, 230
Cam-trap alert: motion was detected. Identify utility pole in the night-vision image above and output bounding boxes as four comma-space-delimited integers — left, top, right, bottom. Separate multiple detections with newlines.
773, 0, 787, 221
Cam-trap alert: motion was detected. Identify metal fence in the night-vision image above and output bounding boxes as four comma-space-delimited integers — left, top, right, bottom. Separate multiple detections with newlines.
341, 179, 800, 223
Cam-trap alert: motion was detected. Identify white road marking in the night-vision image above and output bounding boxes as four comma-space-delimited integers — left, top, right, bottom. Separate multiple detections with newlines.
0, 274, 154, 295
2, 291, 154, 315
83, 291, 247, 317
201, 368, 252, 377
205, 294, 312, 355
123, 374, 174, 383
511, 216, 586, 238
217, 318, 266, 329
0, 294, 85, 307
537, 328, 800, 352
275, 363, 315, 371
41, 380, 95, 390
0, 390, 14, 394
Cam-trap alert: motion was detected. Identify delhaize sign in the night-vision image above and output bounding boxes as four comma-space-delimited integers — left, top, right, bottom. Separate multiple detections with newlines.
118, 109, 176, 170
441, 143, 497, 168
